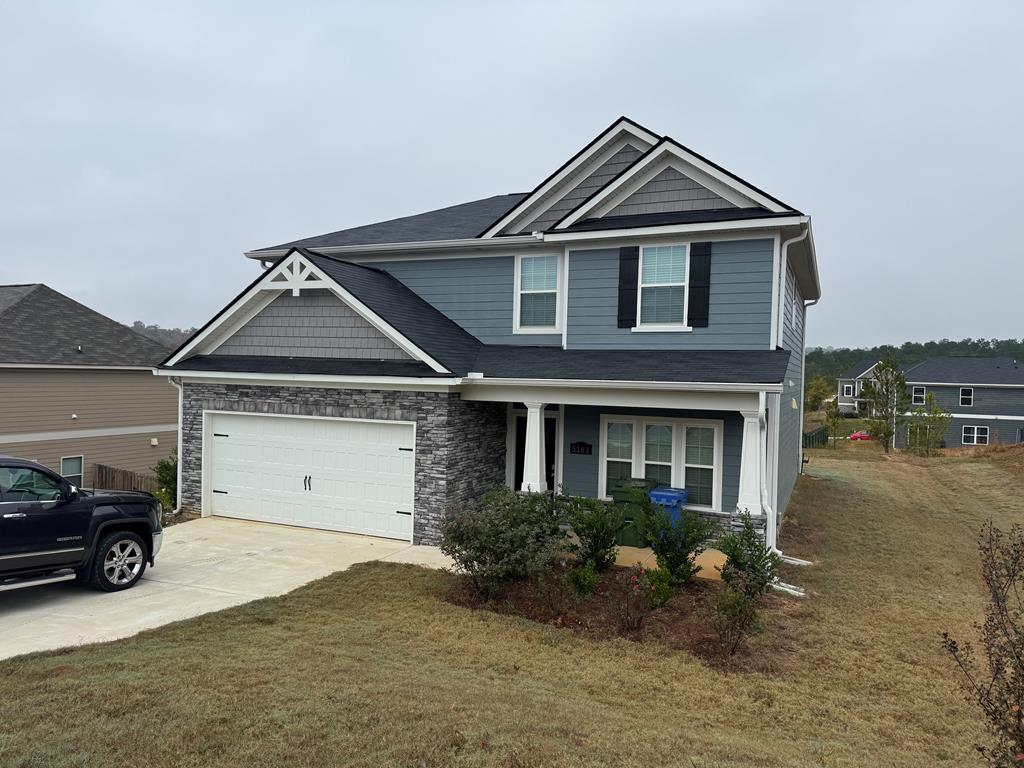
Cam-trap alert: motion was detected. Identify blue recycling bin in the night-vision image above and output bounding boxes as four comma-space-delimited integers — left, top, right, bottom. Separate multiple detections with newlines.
649, 486, 689, 525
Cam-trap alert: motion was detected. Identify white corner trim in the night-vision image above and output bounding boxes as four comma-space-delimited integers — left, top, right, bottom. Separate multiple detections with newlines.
480, 119, 659, 238
768, 233, 782, 349
0, 423, 179, 445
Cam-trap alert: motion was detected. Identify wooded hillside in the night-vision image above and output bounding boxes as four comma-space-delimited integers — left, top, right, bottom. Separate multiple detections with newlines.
807, 339, 1024, 381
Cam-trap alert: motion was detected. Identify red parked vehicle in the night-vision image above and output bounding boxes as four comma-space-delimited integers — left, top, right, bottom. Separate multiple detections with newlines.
849, 430, 874, 441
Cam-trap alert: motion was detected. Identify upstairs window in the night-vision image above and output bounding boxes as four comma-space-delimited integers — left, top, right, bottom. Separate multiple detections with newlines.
515, 254, 560, 332
843, 384, 853, 397
912, 386, 926, 406
637, 245, 688, 328
960, 387, 974, 407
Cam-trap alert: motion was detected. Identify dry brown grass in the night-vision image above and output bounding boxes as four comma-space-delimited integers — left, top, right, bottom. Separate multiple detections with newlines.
0, 447, 1018, 767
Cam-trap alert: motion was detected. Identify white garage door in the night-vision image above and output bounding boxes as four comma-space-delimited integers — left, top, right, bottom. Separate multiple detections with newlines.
206, 412, 415, 541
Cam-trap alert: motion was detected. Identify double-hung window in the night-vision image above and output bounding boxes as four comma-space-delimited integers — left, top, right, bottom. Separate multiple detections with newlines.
842, 384, 853, 397
963, 425, 989, 445
604, 421, 633, 496
960, 387, 974, 407
911, 386, 926, 406
637, 244, 688, 329
643, 425, 673, 487
683, 427, 715, 507
60, 456, 83, 487
515, 254, 560, 331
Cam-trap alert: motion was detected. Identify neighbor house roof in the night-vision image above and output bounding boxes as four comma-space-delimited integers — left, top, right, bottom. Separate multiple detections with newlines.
252, 194, 528, 253
0, 284, 170, 368
839, 359, 880, 380
903, 356, 1024, 386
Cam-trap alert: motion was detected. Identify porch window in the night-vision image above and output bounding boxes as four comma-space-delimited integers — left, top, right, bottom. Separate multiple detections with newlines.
643, 424, 673, 487
516, 254, 559, 330
604, 421, 633, 496
963, 425, 989, 445
638, 245, 687, 327
684, 427, 715, 507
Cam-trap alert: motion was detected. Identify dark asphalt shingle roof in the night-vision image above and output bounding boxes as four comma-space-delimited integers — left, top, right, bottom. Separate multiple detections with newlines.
839, 359, 879, 379
253, 194, 528, 252
0, 284, 170, 367
169, 355, 448, 378
560, 208, 791, 233
903, 356, 1024, 386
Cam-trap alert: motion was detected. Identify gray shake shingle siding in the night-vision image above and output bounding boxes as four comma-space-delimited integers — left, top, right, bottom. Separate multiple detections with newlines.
606, 166, 736, 216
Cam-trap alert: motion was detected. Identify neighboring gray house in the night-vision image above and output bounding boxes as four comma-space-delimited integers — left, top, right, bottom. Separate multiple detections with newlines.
836, 359, 878, 414
158, 117, 820, 552
897, 356, 1024, 448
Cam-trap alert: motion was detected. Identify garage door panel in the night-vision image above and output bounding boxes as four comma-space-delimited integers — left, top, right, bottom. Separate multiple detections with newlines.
207, 413, 414, 540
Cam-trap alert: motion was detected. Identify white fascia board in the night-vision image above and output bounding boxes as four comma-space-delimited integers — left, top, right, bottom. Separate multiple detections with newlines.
479, 120, 659, 239
542, 216, 807, 243
0, 363, 155, 371
154, 368, 461, 390
555, 142, 789, 230
904, 381, 1024, 389
461, 377, 781, 393
244, 235, 541, 261
460, 382, 761, 411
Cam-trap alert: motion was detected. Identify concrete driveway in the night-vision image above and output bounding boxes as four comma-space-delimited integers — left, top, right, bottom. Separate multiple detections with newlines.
0, 517, 451, 661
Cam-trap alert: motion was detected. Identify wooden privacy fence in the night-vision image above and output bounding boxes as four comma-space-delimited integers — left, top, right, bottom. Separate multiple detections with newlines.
93, 463, 159, 494
802, 426, 828, 449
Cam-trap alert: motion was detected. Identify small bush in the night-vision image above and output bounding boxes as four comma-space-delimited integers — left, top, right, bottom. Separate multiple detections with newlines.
645, 567, 673, 608
566, 496, 624, 572
571, 559, 599, 596
152, 449, 178, 509
635, 495, 715, 585
714, 585, 760, 655
716, 513, 781, 601
439, 486, 567, 598
612, 565, 651, 633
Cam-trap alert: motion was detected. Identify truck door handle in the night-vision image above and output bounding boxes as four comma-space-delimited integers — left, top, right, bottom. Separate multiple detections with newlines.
2, 513, 26, 519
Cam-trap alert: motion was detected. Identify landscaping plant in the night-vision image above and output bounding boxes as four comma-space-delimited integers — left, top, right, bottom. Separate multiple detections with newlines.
633, 490, 716, 585
942, 520, 1024, 766
565, 496, 624, 571
570, 559, 599, 597
645, 567, 673, 608
152, 449, 178, 510
439, 486, 567, 598
714, 514, 782, 655
612, 564, 651, 633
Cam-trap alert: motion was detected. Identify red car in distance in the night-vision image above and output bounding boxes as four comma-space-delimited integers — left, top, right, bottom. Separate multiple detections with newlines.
849, 430, 873, 441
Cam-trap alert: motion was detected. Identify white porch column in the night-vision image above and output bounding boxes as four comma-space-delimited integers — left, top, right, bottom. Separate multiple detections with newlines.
736, 409, 764, 516
520, 401, 547, 493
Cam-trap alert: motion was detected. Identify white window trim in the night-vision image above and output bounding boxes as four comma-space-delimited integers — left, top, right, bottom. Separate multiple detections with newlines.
963, 425, 990, 445
842, 384, 854, 398
513, 253, 564, 334
960, 387, 974, 407
59, 455, 84, 486
633, 244, 692, 333
912, 386, 926, 406
597, 414, 723, 512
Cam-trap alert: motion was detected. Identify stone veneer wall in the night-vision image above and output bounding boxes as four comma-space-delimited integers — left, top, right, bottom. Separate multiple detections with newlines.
178, 383, 506, 544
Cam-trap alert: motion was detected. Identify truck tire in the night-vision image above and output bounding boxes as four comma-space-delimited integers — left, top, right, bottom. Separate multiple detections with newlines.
88, 531, 148, 592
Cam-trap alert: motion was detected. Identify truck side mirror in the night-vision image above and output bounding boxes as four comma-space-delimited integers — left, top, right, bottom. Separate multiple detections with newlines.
63, 484, 79, 503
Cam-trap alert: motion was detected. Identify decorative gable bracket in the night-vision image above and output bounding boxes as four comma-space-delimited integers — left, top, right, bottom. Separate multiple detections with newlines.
266, 253, 331, 296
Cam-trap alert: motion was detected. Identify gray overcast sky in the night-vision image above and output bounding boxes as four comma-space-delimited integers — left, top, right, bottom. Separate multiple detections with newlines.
2, 1, 1021, 349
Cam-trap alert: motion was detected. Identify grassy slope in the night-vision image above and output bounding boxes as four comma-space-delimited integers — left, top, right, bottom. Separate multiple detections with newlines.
1, 445, 1021, 768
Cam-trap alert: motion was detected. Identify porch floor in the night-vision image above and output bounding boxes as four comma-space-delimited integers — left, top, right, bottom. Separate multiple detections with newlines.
615, 546, 725, 580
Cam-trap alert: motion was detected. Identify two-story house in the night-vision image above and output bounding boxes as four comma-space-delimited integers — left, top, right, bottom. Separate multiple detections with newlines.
897, 356, 1024, 448
158, 117, 820, 551
836, 359, 878, 414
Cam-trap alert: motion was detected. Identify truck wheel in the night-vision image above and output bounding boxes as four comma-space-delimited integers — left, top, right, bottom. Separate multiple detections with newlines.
88, 532, 148, 592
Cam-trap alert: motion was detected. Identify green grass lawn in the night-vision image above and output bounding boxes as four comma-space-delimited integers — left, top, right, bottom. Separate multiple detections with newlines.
1, 445, 1019, 767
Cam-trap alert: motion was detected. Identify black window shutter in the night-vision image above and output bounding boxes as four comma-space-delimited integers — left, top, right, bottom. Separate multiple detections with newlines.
617, 246, 639, 328
687, 242, 712, 328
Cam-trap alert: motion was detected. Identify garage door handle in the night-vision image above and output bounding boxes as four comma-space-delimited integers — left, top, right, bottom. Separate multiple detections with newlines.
2, 513, 26, 519
398, 447, 413, 452
395, 510, 411, 516
303, 475, 309, 491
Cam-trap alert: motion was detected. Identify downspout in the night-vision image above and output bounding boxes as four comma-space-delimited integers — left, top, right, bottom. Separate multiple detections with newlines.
167, 376, 184, 515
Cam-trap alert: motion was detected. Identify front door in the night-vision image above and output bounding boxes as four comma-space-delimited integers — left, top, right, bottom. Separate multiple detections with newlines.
0, 465, 91, 571
512, 415, 557, 492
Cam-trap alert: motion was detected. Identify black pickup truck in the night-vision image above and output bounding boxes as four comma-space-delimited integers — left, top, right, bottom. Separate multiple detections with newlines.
0, 456, 163, 593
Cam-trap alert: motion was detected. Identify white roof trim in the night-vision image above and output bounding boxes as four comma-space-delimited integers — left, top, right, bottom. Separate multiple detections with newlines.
155, 368, 461, 388
245, 235, 541, 261
0, 363, 156, 371
555, 140, 790, 230
479, 118, 658, 239
461, 376, 782, 394
904, 381, 1024, 389
164, 251, 450, 373
541, 216, 807, 243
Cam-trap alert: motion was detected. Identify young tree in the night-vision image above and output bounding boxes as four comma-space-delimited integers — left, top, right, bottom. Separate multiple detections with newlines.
942, 521, 1024, 765
805, 375, 834, 412
824, 399, 843, 449
905, 394, 952, 456
859, 357, 909, 453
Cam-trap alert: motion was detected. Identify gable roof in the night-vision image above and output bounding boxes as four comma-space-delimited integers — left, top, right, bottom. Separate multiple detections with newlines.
839, 359, 880, 380
903, 356, 1024, 386
252, 194, 526, 254
0, 284, 170, 368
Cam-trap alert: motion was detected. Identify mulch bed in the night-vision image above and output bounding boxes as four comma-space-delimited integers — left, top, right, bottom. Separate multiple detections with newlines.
445, 564, 810, 674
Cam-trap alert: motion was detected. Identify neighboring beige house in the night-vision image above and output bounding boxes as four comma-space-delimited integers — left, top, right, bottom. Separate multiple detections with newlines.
0, 284, 177, 487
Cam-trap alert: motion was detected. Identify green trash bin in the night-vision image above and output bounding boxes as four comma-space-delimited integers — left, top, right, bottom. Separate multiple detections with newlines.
610, 478, 656, 547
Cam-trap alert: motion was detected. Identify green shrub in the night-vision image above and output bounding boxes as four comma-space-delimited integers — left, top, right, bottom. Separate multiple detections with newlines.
645, 567, 673, 608
439, 487, 567, 598
716, 513, 781, 601
565, 496, 624, 572
612, 565, 651, 633
571, 559, 599, 596
714, 584, 761, 655
152, 449, 178, 509
636, 499, 716, 585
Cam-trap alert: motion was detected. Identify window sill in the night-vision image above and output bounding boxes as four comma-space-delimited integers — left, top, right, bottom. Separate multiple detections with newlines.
513, 326, 561, 335
630, 325, 693, 333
